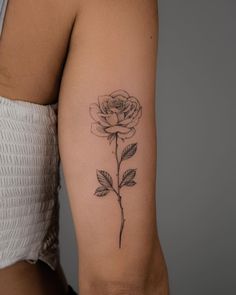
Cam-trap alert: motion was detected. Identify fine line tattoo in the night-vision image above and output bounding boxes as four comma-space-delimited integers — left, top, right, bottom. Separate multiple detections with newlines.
89, 89, 142, 248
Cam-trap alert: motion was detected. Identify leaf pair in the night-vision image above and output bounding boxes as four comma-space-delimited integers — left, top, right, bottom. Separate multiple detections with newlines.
94, 170, 113, 197
94, 143, 138, 197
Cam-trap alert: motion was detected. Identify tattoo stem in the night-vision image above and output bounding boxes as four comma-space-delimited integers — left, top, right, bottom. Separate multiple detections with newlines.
115, 133, 125, 248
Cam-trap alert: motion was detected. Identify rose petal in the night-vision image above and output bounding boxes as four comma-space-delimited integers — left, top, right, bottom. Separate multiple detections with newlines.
123, 103, 138, 120
89, 104, 110, 126
130, 106, 142, 121
137, 107, 142, 118
127, 105, 142, 122
119, 107, 142, 126
127, 104, 138, 118
106, 113, 118, 125
117, 112, 125, 122
107, 96, 126, 113
118, 128, 136, 139
89, 103, 100, 121
123, 101, 132, 113
110, 95, 127, 104
110, 89, 130, 98
110, 107, 121, 113
91, 123, 108, 137
126, 116, 140, 128
105, 125, 131, 134
98, 95, 111, 113
99, 114, 111, 127
128, 96, 141, 107
119, 117, 133, 126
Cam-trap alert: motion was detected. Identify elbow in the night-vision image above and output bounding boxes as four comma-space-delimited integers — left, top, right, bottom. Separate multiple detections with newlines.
81, 280, 144, 295
78, 244, 169, 295
80, 277, 169, 295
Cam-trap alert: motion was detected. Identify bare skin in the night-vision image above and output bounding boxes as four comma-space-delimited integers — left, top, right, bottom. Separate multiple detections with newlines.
0, 0, 169, 294
0, 1, 78, 294
58, 0, 169, 294
0, 260, 69, 295
0, 0, 77, 105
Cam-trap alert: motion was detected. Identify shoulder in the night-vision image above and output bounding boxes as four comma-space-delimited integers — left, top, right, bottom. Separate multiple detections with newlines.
70, 0, 158, 44
75, 0, 158, 15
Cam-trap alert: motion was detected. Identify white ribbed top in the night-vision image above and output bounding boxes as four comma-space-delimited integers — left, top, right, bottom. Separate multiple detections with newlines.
0, 95, 60, 270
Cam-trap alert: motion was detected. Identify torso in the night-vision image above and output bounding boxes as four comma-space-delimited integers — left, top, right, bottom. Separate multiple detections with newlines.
0, 1, 79, 294
0, 0, 77, 105
0, 260, 69, 295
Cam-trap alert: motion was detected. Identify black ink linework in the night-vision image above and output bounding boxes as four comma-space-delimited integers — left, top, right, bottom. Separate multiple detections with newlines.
89, 89, 142, 248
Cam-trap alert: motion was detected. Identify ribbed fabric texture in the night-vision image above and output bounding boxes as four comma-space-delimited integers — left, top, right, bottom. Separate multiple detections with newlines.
0, 95, 60, 270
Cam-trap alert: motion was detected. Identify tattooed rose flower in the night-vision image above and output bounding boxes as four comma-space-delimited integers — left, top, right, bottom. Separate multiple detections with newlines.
89, 89, 142, 142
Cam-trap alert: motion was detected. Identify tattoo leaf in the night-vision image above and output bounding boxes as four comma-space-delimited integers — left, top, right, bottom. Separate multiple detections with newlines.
125, 180, 136, 186
120, 169, 137, 187
96, 170, 113, 189
121, 143, 137, 161
95, 186, 110, 197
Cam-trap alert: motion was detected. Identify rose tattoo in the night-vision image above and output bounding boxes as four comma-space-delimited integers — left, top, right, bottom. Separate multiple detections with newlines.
89, 89, 142, 248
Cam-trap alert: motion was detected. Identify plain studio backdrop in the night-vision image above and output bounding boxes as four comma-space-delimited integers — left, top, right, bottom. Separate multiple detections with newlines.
58, 0, 236, 294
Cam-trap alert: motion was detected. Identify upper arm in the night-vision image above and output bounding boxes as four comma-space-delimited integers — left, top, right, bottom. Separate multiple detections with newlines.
58, 0, 163, 293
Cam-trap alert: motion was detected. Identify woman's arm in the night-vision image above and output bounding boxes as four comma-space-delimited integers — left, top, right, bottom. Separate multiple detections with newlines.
58, 0, 169, 294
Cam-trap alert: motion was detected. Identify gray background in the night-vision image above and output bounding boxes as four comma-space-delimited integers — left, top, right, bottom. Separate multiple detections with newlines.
59, 0, 236, 294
